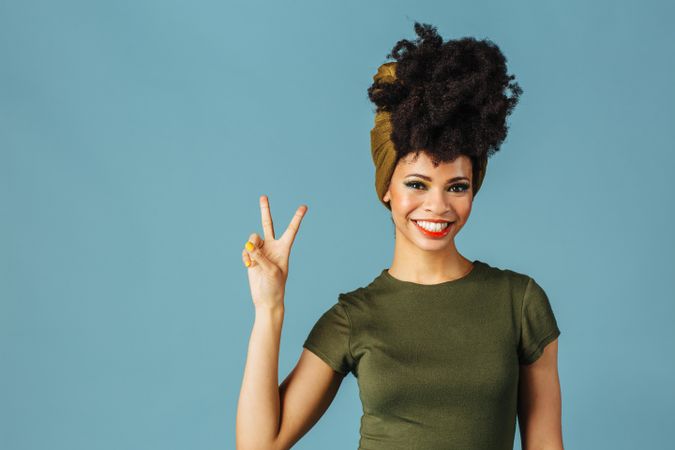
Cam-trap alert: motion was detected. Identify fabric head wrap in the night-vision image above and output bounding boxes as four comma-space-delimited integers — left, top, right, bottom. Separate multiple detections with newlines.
369, 62, 489, 210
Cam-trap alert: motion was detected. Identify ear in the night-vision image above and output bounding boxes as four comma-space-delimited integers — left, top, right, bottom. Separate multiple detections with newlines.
382, 187, 391, 203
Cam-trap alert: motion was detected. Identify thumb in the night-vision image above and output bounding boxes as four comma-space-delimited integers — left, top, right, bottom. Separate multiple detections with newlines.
244, 239, 275, 273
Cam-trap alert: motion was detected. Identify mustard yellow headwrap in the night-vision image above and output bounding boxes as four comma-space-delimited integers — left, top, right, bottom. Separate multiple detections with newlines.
369, 62, 489, 210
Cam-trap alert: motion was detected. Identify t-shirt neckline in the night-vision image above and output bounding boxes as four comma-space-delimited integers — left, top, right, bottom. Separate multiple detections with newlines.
380, 259, 485, 289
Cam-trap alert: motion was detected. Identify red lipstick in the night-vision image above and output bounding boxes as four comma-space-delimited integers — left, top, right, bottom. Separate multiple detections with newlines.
412, 220, 452, 238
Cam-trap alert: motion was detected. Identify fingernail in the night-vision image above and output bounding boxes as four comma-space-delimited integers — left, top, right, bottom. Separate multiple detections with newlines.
245, 241, 254, 251
245, 260, 251, 267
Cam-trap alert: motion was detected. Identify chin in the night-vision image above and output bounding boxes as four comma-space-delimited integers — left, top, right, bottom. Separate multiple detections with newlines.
416, 238, 454, 250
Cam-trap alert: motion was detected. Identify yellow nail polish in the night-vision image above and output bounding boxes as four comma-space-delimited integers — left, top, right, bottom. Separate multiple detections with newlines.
245, 260, 250, 267
245, 241, 254, 251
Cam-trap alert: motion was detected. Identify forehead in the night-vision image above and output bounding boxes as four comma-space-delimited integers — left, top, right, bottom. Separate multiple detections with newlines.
396, 152, 472, 178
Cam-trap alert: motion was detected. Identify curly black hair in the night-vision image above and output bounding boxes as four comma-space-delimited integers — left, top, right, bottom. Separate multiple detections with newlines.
367, 22, 523, 179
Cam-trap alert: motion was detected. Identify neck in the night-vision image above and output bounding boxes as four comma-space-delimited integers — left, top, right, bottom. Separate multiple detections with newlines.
388, 228, 473, 284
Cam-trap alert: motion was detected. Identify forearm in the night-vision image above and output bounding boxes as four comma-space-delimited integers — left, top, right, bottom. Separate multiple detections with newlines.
236, 304, 284, 450
521, 444, 564, 450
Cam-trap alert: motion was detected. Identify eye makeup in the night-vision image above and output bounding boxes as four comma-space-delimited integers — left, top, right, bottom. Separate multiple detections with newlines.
403, 180, 470, 193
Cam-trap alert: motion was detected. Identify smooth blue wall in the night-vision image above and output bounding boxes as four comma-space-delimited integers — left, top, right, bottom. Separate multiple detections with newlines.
2, 1, 674, 449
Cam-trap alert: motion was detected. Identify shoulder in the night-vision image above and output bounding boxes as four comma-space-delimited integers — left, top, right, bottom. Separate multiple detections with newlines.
337, 285, 369, 309
476, 259, 539, 298
478, 259, 532, 282
334, 270, 387, 312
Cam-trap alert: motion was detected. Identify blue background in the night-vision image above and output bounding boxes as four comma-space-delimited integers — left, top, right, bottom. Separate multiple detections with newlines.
2, 1, 674, 449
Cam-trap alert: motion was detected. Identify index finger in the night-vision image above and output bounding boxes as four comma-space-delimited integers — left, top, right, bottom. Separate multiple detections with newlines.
259, 195, 275, 240
281, 204, 308, 247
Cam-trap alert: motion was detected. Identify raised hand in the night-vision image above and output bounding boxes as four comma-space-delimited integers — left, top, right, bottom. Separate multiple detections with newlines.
242, 195, 308, 310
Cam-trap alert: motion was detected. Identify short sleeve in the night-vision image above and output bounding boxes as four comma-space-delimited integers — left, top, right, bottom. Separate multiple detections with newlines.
303, 301, 355, 376
518, 277, 561, 365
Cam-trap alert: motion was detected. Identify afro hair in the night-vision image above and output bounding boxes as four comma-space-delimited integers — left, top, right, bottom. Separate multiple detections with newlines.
367, 22, 523, 184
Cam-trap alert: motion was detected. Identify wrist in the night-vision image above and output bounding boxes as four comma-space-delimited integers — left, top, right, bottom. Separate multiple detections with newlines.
255, 303, 285, 317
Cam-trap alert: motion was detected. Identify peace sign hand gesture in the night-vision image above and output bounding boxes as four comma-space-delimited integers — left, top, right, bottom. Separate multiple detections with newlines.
242, 195, 308, 310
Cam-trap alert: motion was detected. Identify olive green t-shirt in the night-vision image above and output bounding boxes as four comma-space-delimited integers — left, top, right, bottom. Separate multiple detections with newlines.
302, 259, 561, 450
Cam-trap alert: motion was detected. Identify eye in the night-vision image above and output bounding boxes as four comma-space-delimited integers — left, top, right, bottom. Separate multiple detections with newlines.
404, 181, 425, 190
449, 183, 470, 193
404, 181, 471, 193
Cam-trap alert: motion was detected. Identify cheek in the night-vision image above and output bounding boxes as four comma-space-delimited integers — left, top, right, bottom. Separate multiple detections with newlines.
391, 191, 420, 215
398, 195, 418, 209
456, 201, 473, 220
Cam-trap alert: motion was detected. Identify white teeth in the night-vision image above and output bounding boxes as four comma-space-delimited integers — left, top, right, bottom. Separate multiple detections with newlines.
414, 220, 450, 232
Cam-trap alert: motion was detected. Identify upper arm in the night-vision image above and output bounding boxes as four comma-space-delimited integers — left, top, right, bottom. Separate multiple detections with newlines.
517, 337, 564, 450
272, 348, 346, 450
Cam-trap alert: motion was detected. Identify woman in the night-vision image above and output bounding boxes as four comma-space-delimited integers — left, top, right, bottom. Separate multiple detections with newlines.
236, 22, 563, 450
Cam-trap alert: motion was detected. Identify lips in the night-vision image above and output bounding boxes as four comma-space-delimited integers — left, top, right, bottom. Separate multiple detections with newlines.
412, 220, 453, 238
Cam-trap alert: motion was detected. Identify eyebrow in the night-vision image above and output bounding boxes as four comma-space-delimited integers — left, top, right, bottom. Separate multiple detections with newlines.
404, 173, 470, 183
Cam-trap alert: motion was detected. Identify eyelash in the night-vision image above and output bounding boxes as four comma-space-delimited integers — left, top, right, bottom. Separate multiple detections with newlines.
404, 181, 470, 193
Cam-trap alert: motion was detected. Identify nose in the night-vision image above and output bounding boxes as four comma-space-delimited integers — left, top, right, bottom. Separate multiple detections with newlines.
423, 186, 450, 215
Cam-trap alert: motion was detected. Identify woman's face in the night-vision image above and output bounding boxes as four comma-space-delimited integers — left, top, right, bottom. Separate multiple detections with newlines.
382, 151, 474, 251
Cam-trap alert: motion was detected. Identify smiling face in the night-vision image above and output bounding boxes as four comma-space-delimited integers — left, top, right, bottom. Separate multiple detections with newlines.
382, 151, 474, 252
